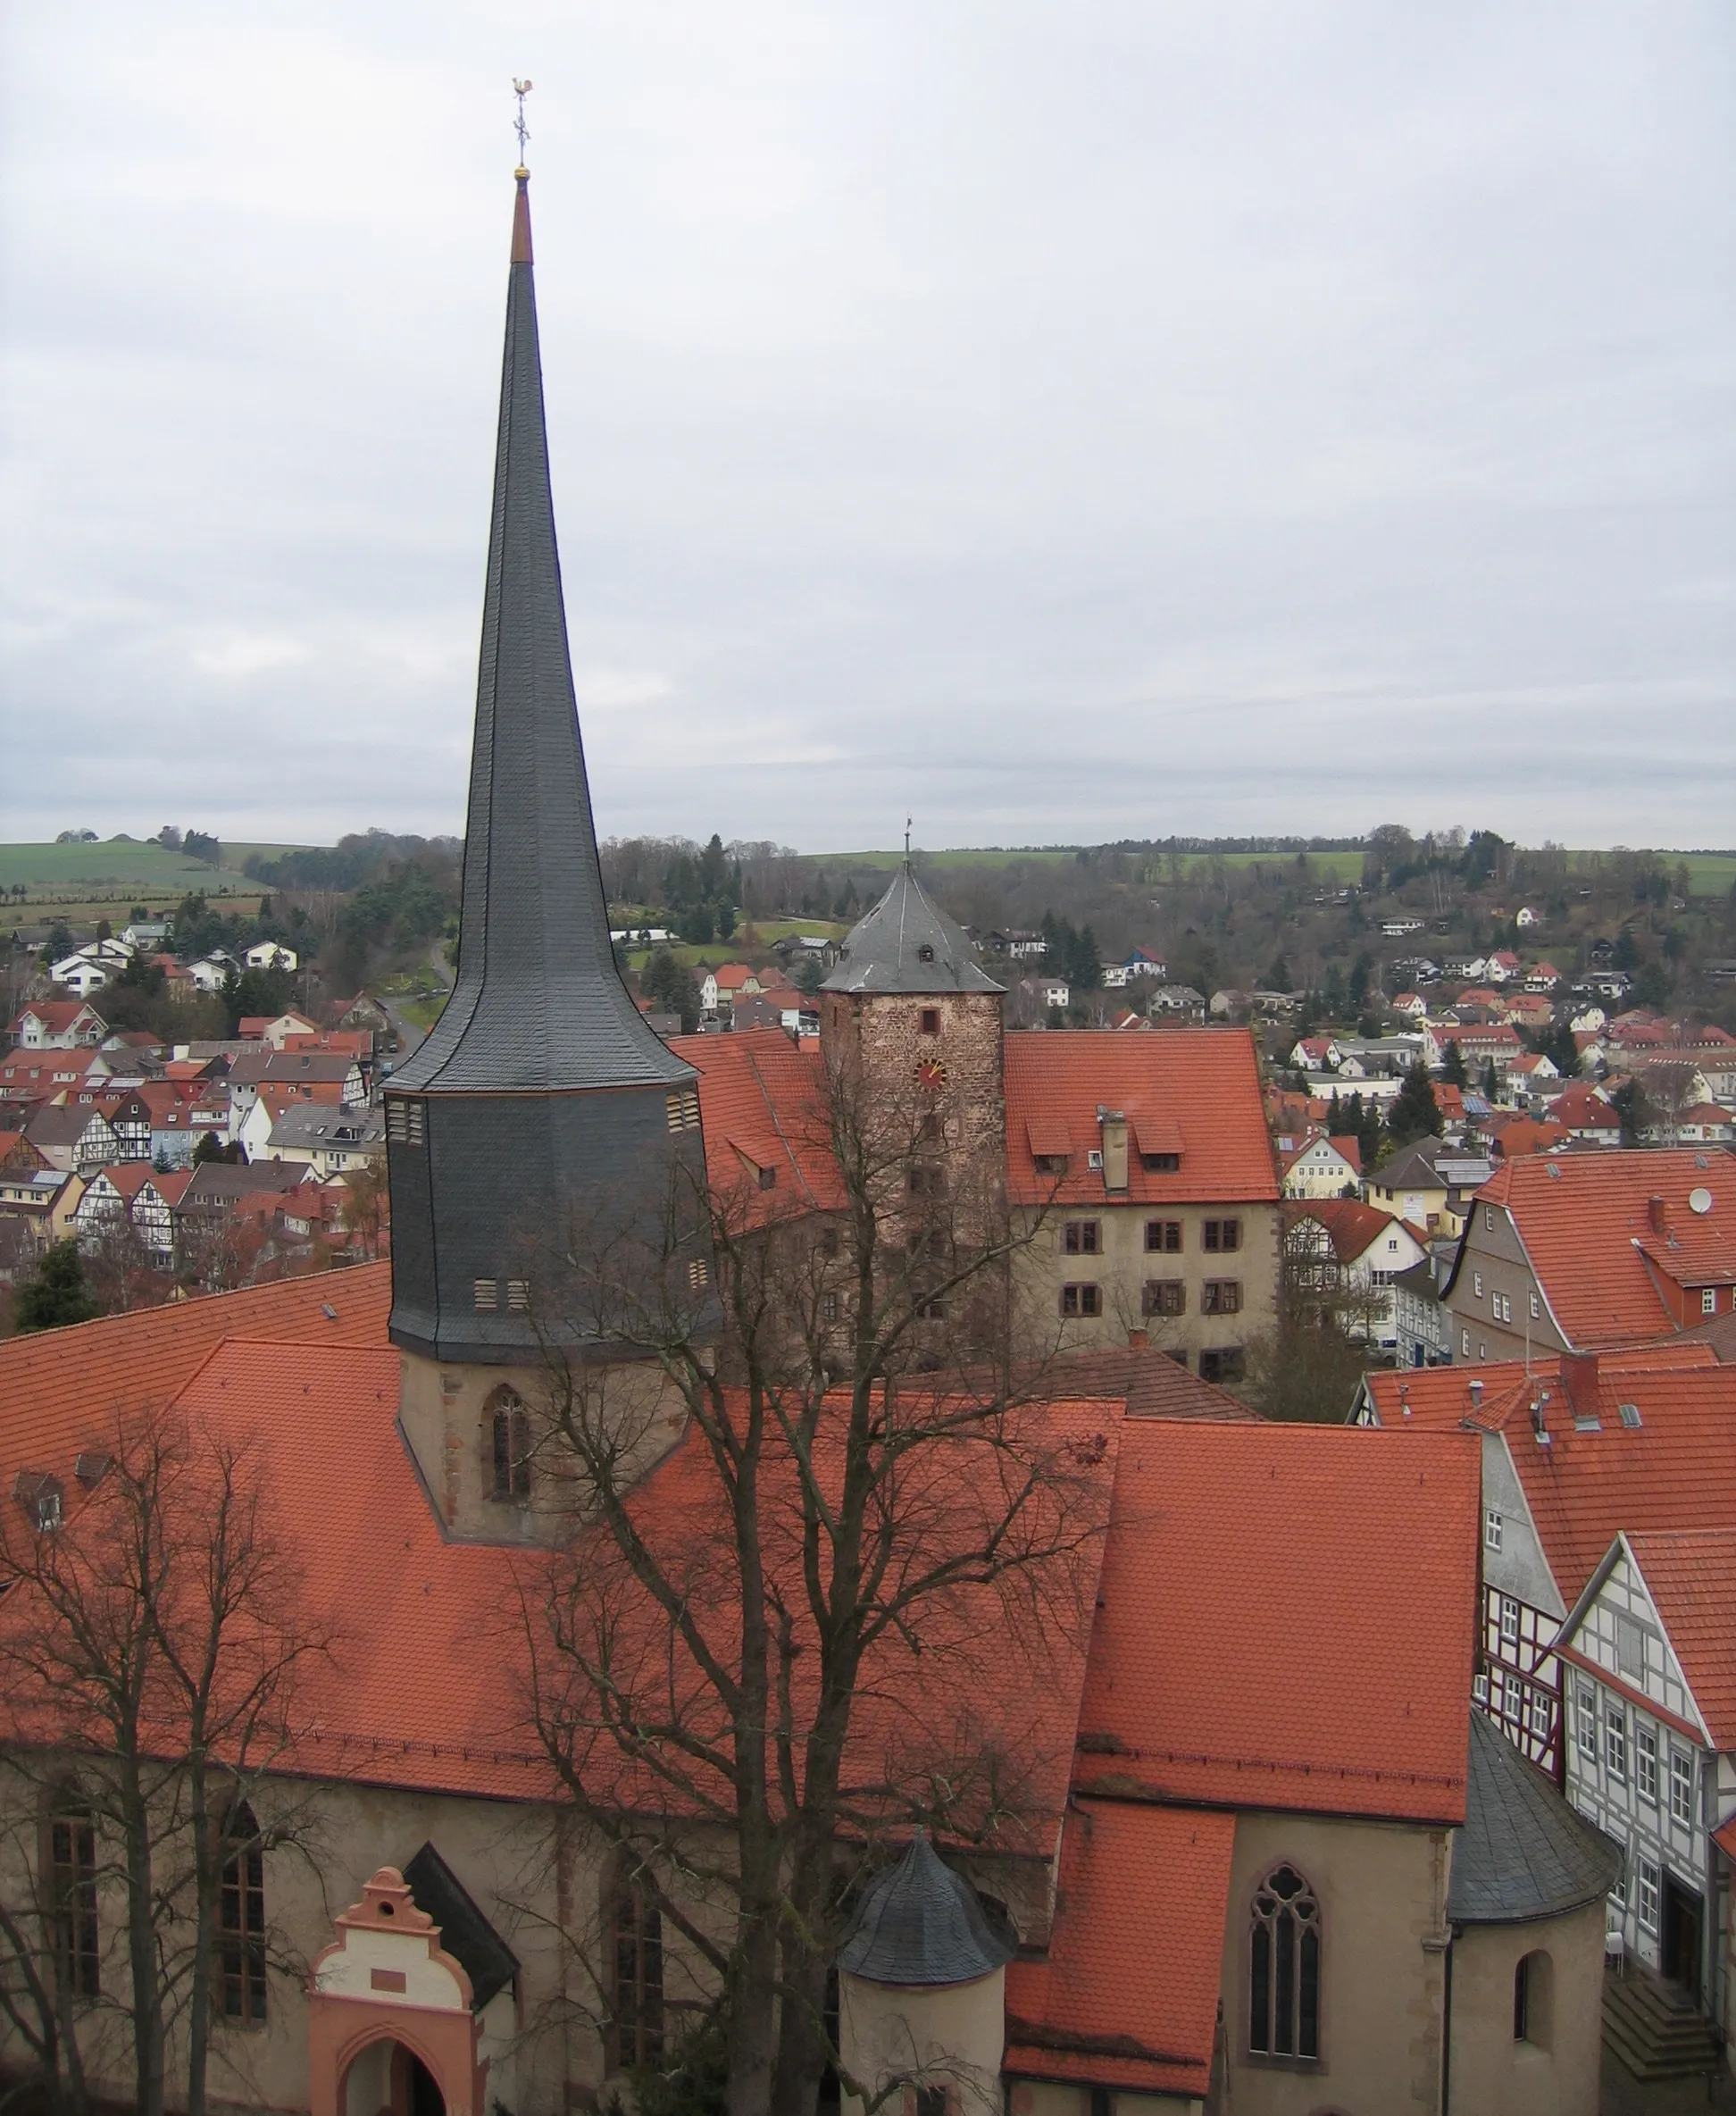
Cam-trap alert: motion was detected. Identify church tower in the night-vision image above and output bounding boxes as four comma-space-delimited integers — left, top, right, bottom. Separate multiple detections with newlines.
384, 170, 714, 1535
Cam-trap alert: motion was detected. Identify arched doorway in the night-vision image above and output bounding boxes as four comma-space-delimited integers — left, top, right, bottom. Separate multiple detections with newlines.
308, 1869, 484, 2116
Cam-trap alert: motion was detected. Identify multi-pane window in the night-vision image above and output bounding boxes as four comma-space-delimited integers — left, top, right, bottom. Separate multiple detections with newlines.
1636, 1858, 1660, 1935
1670, 1751, 1694, 1826
1144, 1219, 1182, 1253
1473, 1670, 1490, 1706
1060, 1284, 1102, 1318
1142, 1280, 1185, 1317
47, 1797, 99, 1998
1248, 1864, 1320, 2062
488, 1390, 531, 1502
1635, 1724, 1658, 1804
1575, 1685, 1598, 1765
1604, 1702, 1626, 1781
1199, 1348, 1245, 1384
1499, 1597, 1519, 1644
219, 1803, 267, 2023
1063, 1220, 1101, 1256
1203, 1218, 1241, 1254
1201, 1281, 1241, 1316
1704, 1289, 1718, 1317
607, 1877, 664, 2070
1483, 1509, 1503, 1552
1528, 1688, 1552, 1742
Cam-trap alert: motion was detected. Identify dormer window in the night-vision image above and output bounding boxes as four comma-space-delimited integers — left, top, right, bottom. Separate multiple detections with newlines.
917, 944, 935, 964
13, 1471, 63, 1533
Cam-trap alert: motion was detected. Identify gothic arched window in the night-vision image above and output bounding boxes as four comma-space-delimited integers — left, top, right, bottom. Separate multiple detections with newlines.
1248, 1862, 1320, 2060
605, 1870, 664, 2071
219, 1802, 268, 2023
45, 1788, 99, 1998
487, 1388, 531, 1503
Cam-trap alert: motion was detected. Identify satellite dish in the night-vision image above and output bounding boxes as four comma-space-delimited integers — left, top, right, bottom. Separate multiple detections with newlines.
1688, 1186, 1713, 1216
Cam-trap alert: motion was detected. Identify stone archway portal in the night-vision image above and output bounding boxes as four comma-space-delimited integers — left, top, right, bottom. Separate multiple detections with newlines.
308, 1869, 485, 2116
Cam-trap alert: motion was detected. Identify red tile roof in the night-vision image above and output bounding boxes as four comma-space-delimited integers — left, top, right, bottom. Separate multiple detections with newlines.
1475, 1150, 1736, 1345
1004, 1800, 1234, 2096
1074, 1423, 1479, 1821
666, 1029, 841, 1217
0, 1264, 393, 1500
1360, 1350, 1736, 1608
1283, 1195, 1408, 1264
1005, 1031, 1277, 1208
1625, 1529, 1736, 1749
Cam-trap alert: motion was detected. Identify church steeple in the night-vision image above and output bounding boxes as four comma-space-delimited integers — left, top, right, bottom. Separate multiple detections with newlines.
385, 171, 710, 1367
396, 171, 689, 1099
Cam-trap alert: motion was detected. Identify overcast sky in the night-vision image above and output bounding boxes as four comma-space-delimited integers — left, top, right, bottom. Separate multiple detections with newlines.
2, 4, 1732, 854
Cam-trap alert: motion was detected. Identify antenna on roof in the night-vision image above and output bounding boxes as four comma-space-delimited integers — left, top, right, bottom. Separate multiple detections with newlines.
513, 78, 533, 173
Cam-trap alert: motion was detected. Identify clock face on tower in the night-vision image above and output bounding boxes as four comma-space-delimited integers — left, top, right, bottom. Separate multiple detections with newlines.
914, 1057, 949, 1091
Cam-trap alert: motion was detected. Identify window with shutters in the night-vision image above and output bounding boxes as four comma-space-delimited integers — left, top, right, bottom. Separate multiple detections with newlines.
219, 1803, 268, 2024
1145, 1219, 1182, 1253
1202, 1280, 1241, 1315
1248, 1863, 1320, 2062
1203, 1218, 1240, 1253
1142, 1280, 1185, 1317
1063, 1220, 1101, 1255
1060, 1284, 1101, 1318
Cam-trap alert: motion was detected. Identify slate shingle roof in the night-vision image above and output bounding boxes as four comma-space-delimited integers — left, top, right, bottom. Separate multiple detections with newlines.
821, 868, 1004, 997
839, 1830, 1014, 1986
390, 173, 689, 1099
1446, 1713, 1621, 1924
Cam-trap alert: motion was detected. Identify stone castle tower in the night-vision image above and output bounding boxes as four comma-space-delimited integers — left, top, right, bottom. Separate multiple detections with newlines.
382, 172, 715, 1536
819, 866, 1007, 1235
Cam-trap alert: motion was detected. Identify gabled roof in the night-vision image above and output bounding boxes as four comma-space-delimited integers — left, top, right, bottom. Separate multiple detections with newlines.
1003, 1800, 1233, 2097
1473, 1150, 1736, 1344
1624, 1528, 1736, 1748
666, 1030, 840, 1219
821, 867, 1004, 997
1073, 1423, 1479, 1822
1448, 1713, 1620, 1924
1284, 1195, 1415, 1264
1361, 1350, 1736, 1610
1005, 1031, 1277, 1208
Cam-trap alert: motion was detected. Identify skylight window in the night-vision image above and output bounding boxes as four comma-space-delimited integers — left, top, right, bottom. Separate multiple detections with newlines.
1617, 1401, 1642, 1428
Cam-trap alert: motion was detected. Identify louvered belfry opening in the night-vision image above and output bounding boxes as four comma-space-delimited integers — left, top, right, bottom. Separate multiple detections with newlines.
385, 173, 714, 1363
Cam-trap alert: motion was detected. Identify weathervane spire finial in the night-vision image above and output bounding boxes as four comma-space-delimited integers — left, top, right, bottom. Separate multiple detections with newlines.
513, 77, 533, 175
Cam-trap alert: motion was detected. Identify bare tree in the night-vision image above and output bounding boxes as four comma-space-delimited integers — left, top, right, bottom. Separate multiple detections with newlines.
1243, 1213, 1390, 1424
0, 1408, 333, 2116
509, 1046, 1108, 2116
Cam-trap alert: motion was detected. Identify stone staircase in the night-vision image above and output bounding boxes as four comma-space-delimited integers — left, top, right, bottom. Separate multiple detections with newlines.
1604, 1962, 1723, 2082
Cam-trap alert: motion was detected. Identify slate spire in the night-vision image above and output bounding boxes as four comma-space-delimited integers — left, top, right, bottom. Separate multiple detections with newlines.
395, 171, 688, 1096
386, 173, 710, 1366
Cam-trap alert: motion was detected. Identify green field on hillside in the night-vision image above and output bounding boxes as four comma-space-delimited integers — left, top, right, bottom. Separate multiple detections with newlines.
0, 840, 258, 898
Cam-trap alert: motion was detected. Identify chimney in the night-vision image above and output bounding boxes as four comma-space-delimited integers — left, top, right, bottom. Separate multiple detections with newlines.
1560, 1349, 1599, 1419
1467, 1378, 1483, 1411
1648, 1194, 1667, 1236
1099, 1108, 1128, 1193
1127, 1327, 1148, 1351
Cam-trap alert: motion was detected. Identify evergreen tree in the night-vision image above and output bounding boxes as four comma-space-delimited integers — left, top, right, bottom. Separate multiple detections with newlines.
1441, 1041, 1469, 1089
15, 1240, 101, 1332
1386, 1063, 1443, 1148
1481, 1058, 1499, 1102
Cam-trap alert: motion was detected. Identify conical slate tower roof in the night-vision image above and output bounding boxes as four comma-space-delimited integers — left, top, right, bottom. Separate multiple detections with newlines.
1446, 1713, 1621, 1925
392, 171, 689, 1098
821, 866, 1004, 997
839, 1830, 1014, 1986
384, 173, 713, 1366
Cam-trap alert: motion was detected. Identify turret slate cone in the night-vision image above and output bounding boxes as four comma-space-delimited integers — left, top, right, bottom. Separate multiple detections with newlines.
385, 172, 714, 1363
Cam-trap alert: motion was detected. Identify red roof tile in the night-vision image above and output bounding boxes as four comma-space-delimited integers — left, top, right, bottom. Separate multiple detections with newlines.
1475, 1150, 1736, 1346
667, 1030, 841, 1218
1361, 1350, 1736, 1608
1074, 1424, 1479, 1821
1005, 1031, 1277, 1208
1004, 1800, 1233, 2095
0, 1265, 393, 1499
1625, 1529, 1736, 1749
